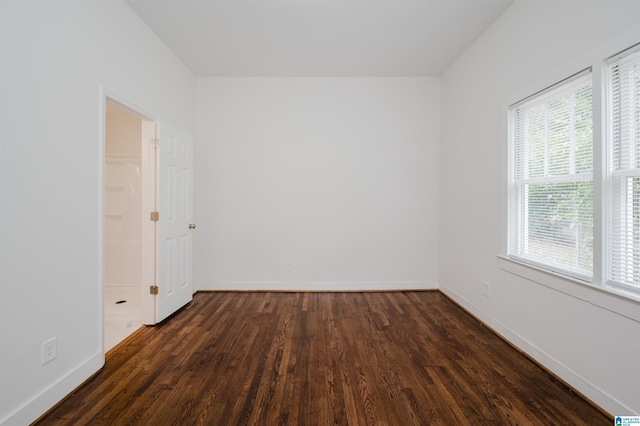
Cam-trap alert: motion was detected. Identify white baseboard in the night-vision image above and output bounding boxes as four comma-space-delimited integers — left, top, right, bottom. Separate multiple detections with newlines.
439, 283, 634, 417
196, 280, 438, 292
1, 352, 104, 426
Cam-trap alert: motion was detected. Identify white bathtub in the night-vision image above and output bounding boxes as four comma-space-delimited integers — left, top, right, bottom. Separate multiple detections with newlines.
104, 286, 143, 351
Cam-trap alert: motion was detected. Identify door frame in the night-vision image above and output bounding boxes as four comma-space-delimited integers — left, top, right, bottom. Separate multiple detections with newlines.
99, 87, 157, 355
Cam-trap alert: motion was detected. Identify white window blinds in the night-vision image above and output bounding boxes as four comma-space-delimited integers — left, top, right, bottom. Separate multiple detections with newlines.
509, 72, 593, 281
607, 45, 640, 295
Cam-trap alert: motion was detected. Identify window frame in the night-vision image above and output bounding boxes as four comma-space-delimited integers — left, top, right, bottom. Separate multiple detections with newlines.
501, 39, 640, 306
507, 69, 594, 283
604, 42, 640, 299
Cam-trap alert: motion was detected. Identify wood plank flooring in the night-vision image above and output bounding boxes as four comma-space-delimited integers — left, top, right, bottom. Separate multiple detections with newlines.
36, 292, 610, 425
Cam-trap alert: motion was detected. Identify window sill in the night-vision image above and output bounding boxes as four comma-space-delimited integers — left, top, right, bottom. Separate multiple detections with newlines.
498, 255, 640, 323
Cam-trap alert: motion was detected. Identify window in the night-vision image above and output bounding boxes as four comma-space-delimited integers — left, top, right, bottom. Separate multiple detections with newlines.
506, 42, 640, 302
607, 44, 640, 295
509, 71, 593, 281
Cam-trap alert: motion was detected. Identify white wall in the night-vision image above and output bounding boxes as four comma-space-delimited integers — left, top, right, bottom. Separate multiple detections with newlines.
439, 0, 640, 415
195, 77, 440, 291
0, 1, 195, 424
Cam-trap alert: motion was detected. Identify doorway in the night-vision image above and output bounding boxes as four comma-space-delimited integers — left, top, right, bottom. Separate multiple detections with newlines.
103, 101, 150, 351
101, 92, 194, 353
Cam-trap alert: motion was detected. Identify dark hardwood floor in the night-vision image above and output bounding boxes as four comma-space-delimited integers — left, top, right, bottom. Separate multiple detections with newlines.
36, 292, 609, 425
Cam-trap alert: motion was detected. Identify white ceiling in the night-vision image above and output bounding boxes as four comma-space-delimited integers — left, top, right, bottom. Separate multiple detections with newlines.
125, 0, 514, 77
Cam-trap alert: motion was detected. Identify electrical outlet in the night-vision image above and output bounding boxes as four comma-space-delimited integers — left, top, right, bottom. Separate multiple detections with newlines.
285, 260, 293, 271
482, 282, 490, 298
42, 337, 57, 365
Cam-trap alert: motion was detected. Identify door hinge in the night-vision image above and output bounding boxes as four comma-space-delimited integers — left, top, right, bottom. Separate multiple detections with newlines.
150, 211, 159, 222
151, 138, 159, 149
150, 285, 159, 295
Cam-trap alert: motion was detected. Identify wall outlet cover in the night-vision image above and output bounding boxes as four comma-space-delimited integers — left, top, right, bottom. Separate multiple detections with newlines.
482, 282, 490, 297
42, 337, 57, 365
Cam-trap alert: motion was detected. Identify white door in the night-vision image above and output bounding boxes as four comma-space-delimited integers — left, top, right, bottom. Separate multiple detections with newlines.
155, 122, 194, 323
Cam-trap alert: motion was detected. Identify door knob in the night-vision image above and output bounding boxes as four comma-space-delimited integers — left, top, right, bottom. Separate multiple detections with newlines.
189, 224, 196, 229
